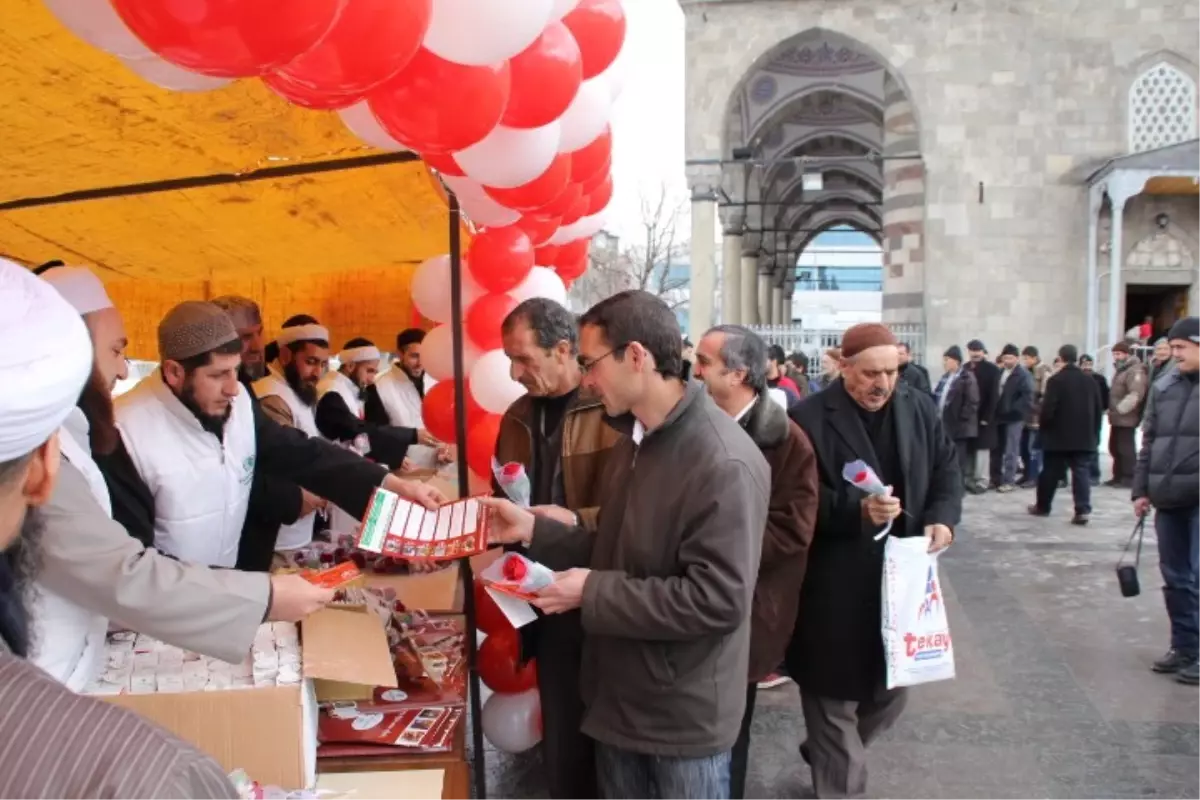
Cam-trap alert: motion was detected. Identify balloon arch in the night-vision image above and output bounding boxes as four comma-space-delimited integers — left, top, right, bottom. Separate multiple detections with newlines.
42, 0, 627, 793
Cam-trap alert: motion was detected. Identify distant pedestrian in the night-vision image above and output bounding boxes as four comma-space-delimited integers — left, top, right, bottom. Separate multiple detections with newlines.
934, 346, 980, 473
1080, 355, 1110, 485
1107, 342, 1149, 488
1029, 345, 1104, 525
964, 340, 1000, 493
767, 344, 802, 410
896, 342, 931, 395
993, 344, 1033, 492
1019, 346, 1053, 487
812, 348, 842, 392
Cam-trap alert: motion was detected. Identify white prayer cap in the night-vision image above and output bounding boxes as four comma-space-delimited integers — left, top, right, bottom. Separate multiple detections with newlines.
0, 259, 92, 461
339, 345, 381, 364
40, 265, 114, 316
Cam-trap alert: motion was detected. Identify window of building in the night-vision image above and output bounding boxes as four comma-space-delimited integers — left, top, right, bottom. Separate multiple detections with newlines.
1128, 62, 1198, 153
796, 266, 882, 292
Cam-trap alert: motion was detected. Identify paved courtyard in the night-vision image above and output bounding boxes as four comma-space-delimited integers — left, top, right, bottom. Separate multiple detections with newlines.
476, 479, 1200, 799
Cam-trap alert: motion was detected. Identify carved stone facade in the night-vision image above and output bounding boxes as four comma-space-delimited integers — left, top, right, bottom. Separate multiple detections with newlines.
681, 0, 1200, 361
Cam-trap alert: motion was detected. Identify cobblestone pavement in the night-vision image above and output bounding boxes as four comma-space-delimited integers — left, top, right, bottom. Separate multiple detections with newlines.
476, 479, 1200, 799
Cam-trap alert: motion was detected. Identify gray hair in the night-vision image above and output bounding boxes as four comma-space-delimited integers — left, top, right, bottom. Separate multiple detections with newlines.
502, 298, 578, 355
706, 324, 768, 393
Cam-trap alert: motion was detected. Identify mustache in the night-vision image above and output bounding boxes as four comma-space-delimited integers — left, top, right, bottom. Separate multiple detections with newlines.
868, 387, 889, 397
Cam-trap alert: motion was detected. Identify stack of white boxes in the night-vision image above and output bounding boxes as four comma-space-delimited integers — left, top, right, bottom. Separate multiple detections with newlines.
82, 622, 301, 696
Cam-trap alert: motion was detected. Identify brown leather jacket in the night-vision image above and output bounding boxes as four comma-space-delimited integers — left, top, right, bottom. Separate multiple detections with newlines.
740, 394, 818, 683
1109, 356, 1149, 428
492, 388, 622, 527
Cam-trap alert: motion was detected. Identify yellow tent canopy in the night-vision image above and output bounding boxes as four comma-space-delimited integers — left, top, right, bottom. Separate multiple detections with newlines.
0, 0, 458, 358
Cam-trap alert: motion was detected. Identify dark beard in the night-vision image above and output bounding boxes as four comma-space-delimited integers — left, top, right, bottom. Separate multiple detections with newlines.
401, 366, 425, 399
78, 366, 119, 456
284, 361, 319, 407
180, 380, 232, 439
0, 509, 45, 657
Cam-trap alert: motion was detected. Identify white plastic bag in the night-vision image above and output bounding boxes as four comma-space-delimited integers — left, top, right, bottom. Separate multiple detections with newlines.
881, 536, 956, 689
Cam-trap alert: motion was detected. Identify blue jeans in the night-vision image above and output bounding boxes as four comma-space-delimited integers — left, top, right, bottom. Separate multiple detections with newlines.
1000, 423, 1024, 485
1156, 506, 1200, 655
595, 742, 732, 799
1020, 428, 1043, 482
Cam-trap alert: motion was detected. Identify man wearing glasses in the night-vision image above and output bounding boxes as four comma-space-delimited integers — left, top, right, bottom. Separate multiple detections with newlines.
482, 290, 770, 799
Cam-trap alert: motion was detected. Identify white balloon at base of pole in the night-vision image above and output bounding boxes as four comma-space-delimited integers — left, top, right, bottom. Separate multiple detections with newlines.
480, 687, 542, 754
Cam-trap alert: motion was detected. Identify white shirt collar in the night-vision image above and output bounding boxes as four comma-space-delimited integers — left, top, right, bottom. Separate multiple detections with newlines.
632, 418, 645, 445
734, 395, 758, 423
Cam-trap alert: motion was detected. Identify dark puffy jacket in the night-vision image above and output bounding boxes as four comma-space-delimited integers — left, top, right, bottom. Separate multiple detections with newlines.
1134, 368, 1199, 510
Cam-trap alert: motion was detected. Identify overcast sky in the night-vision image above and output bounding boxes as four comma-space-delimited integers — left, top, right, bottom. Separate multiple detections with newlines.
605, 0, 689, 244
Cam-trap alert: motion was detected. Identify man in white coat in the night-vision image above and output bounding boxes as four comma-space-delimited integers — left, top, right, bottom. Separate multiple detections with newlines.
112, 303, 444, 569
28, 264, 333, 690
366, 328, 441, 468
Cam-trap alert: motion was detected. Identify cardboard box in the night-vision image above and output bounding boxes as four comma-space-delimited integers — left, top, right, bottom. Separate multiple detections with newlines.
104, 608, 396, 789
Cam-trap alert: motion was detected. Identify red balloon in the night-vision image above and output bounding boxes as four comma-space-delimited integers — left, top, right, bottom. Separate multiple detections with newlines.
370, 49, 510, 153
112, 0, 340, 78
468, 228, 536, 293
467, 413, 504, 478
262, 0, 431, 109
466, 293, 519, 351
534, 244, 561, 265
473, 579, 511, 635
538, 183, 583, 219
422, 151, 465, 177
477, 628, 537, 693
585, 175, 613, 216
554, 238, 590, 281
501, 22, 583, 129
580, 162, 610, 195
514, 215, 561, 247
562, 0, 626, 80
421, 380, 460, 443
570, 128, 612, 184
562, 193, 590, 226
483, 155, 572, 213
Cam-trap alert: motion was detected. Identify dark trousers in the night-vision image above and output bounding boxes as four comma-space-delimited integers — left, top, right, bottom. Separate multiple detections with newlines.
1036, 452, 1092, 514
955, 441, 971, 477
1156, 506, 1200, 656
595, 742, 731, 799
534, 613, 595, 798
730, 682, 757, 800
799, 686, 908, 798
1020, 428, 1043, 482
1109, 426, 1138, 484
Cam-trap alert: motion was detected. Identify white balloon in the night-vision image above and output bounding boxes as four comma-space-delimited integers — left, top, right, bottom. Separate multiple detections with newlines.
338, 101, 410, 152
121, 55, 232, 92
481, 688, 542, 754
441, 175, 522, 228
601, 38, 629, 102
411, 254, 486, 324
422, 323, 482, 381
44, 0, 152, 58
573, 211, 607, 240
548, 0, 580, 21
423, 0, 554, 66
510, 266, 567, 305
453, 122, 561, 189
547, 225, 575, 246
470, 349, 526, 413
557, 75, 613, 153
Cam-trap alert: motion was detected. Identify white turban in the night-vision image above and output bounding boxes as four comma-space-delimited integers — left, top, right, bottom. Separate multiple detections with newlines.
0, 260, 92, 461
339, 345, 381, 364
40, 265, 114, 315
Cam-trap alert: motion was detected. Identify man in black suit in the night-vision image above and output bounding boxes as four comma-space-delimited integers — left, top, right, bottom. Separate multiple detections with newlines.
787, 323, 962, 798
964, 339, 1001, 493
1029, 345, 1104, 525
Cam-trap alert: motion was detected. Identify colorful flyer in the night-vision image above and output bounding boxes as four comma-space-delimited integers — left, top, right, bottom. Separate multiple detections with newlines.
357, 489, 492, 561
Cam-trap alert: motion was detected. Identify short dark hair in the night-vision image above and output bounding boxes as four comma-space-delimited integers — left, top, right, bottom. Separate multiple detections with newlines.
503, 298, 578, 354
0, 451, 32, 490
579, 290, 683, 378
281, 314, 329, 352
343, 337, 374, 349
789, 351, 809, 371
1058, 344, 1078, 364
707, 325, 768, 392
897, 342, 911, 354
766, 344, 786, 364
396, 328, 425, 352
1080, 354, 1094, 364
1021, 345, 1039, 358
176, 338, 243, 373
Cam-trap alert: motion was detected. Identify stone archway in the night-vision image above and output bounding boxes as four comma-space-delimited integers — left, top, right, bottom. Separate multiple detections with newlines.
686, 25, 925, 335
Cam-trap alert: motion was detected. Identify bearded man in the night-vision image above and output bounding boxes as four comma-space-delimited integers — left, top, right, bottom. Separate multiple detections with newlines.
0, 261, 238, 797
366, 328, 441, 468
112, 303, 444, 568
211, 295, 267, 385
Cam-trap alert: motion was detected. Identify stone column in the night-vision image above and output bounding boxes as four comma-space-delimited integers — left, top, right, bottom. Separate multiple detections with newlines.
740, 254, 759, 324
758, 267, 773, 326
881, 72, 925, 325
721, 230, 743, 324
771, 284, 784, 327
1106, 182, 1133, 374
686, 165, 720, 342
1085, 184, 1103, 357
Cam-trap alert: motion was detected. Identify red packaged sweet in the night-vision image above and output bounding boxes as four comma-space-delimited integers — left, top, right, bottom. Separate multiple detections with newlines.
318, 705, 461, 750
502, 553, 528, 582
302, 561, 362, 590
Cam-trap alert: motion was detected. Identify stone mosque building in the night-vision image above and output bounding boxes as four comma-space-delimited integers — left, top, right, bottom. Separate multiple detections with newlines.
681, 0, 1200, 366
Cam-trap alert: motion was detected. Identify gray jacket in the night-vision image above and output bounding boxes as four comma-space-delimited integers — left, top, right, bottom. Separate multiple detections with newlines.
1134, 367, 1199, 510
528, 381, 770, 757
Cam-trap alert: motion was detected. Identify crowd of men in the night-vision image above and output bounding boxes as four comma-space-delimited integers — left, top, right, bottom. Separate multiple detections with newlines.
0, 254, 1196, 798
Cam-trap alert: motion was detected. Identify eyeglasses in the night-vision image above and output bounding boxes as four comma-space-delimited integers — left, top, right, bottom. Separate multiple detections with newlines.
577, 346, 625, 374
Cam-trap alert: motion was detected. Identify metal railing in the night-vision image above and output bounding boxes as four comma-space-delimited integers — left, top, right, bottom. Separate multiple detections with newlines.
748, 323, 927, 364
